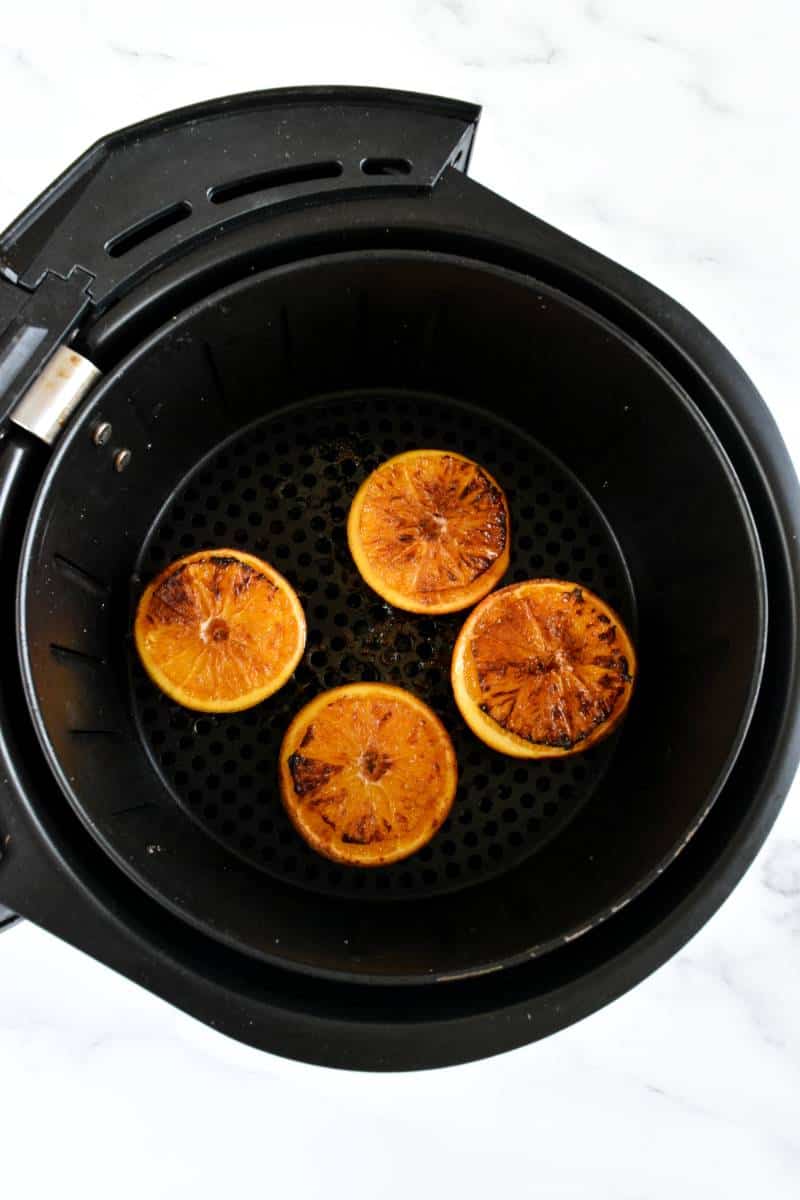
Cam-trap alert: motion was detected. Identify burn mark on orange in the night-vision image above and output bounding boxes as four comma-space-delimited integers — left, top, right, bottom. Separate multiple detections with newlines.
288, 753, 342, 797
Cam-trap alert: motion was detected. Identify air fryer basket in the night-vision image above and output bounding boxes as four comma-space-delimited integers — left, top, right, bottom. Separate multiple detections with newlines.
135, 389, 635, 904
18, 251, 765, 982
0, 88, 796, 1068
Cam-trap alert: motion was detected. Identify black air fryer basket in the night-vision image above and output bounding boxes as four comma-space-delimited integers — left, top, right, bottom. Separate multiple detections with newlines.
0, 87, 798, 1069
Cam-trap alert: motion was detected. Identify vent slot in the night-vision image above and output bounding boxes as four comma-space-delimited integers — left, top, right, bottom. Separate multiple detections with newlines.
50, 644, 106, 669
54, 554, 109, 597
208, 161, 343, 205
106, 202, 193, 258
69, 728, 123, 742
361, 157, 413, 176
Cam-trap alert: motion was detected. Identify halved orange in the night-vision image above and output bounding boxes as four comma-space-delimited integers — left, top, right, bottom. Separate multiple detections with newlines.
278, 683, 457, 866
452, 579, 636, 758
347, 449, 510, 614
134, 549, 306, 713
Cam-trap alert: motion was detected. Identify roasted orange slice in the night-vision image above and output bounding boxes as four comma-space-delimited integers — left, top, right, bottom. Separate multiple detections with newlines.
452, 580, 636, 758
134, 549, 306, 713
347, 449, 510, 614
278, 683, 457, 866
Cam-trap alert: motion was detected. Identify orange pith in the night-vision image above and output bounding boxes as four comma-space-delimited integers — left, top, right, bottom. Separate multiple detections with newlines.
347, 449, 510, 614
134, 549, 306, 713
279, 683, 457, 866
452, 579, 636, 758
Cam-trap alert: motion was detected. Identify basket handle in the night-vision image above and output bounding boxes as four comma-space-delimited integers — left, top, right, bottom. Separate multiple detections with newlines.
1, 86, 479, 312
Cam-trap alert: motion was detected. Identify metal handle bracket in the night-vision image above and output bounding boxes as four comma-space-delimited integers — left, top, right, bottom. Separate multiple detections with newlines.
10, 344, 100, 445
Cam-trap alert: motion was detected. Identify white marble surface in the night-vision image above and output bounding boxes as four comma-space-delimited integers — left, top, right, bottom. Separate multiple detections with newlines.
2, 2, 800, 1196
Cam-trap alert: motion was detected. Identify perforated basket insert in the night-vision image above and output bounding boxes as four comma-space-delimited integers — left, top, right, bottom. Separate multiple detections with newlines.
131, 392, 635, 900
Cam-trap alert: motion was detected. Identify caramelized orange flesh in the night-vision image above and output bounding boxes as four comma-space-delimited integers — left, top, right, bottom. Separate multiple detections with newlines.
348, 449, 510, 613
134, 550, 306, 712
279, 683, 457, 865
452, 580, 636, 758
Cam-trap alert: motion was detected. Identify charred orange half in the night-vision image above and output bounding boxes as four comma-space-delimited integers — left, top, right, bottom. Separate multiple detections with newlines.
452, 579, 636, 758
347, 449, 510, 614
279, 683, 457, 866
134, 549, 306, 713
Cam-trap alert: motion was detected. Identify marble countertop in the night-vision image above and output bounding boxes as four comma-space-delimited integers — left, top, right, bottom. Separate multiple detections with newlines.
1, 2, 799, 1196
